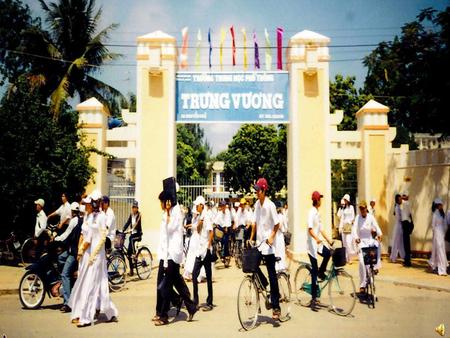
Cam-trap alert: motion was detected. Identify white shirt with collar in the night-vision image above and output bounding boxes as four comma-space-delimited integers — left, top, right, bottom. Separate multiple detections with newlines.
35, 210, 47, 237
214, 208, 231, 228
254, 197, 279, 255
401, 200, 412, 222
236, 207, 253, 226
104, 207, 116, 242
55, 216, 78, 242
353, 213, 382, 247
195, 209, 213, 259
157, 204, 184, 267
56, 201, 72, 225
307, 207, 322, 259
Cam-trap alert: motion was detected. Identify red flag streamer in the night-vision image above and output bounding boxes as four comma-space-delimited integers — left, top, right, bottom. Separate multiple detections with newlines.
277, 27, 284, 70
230, 26, 236, 66
180, 27, 189, 69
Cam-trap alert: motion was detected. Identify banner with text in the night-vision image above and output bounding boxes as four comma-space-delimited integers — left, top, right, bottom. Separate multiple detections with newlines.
176, 72, 289, 123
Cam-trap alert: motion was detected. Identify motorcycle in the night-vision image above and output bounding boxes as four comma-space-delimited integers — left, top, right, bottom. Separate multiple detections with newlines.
18, 243, 68, 309
0, 232, 22, 265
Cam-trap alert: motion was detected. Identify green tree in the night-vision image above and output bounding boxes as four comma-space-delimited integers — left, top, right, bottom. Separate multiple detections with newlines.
221, 124, 287, 194
363, 7, 450, 140
330, 74, 372, 130
0, 0, 125, 117
0, 78, 94, 236
176, 124, 211, 182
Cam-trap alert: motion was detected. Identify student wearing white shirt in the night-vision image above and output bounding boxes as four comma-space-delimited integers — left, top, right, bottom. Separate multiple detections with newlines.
235, 198, 253, 244
390, 194, 405, 262
428, 198, 448, 276
250, 178, 282, 321
101, 195, 116, 250
339, 194, 356, 263
48, 192, 71, 230
123, 200, 142, 276
191, 196, 214, 311
307, 191, 333, 312
368, 198, 376, 216
401, 192, 413, 267
34, 198, 48, 238
353, 200, 383, 292
214, 200, 232, 261
154, 191, 197, 326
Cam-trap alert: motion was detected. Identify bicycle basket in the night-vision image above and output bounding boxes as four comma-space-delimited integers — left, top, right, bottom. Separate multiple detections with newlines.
362, 246, 378, 265
242, 247, 260, 273
114, 233, 125, 249
213, 226, 224, 241
332, 247, 347, 267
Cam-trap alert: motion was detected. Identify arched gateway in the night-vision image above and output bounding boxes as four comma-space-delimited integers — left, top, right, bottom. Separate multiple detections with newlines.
78, 30, 404, 254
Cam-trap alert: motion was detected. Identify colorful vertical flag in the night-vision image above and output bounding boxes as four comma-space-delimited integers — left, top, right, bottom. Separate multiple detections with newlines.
242, 28, 248, 71
195, 29, 202, 69
277, 27, 284, 70
230, 26, 236, 66
180, 27, 189, 69
220, 28, 226, 70
208, 28, 212, 69
254, 31, 260, 69
264, 28, 272, 71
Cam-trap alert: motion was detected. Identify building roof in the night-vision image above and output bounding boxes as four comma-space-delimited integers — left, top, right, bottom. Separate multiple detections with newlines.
356, 99, 389, 116
290, 30, 330, 44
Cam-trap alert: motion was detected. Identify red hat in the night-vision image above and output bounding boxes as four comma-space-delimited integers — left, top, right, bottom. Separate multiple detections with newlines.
254, 178, 268, 191
311, 191, 323, 201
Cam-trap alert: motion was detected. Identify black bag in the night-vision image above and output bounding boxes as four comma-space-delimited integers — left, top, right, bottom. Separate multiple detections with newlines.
242, 247, 261, 273
284, 231, 292, 246
332, 247, 346, 267
163, 176, 178, 206
210, 246, 219, 262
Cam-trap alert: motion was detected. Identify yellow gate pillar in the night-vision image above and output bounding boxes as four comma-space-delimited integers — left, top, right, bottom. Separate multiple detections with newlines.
356, 99, 391, 237
77, 97, 109, 195
136, 31, 177, 249
287, 31, 331, 253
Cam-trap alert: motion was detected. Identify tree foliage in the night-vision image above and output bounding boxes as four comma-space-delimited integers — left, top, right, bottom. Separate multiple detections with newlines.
0, 79, 94, 236
220, 124, 287, 194
363, 6, 450, 139
176, 124, 211, 182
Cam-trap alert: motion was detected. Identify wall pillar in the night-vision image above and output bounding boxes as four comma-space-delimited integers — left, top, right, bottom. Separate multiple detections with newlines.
287, 31, 331, 253
77, 97, 109, 195
356, 100, 391, 244
136, 31, 177, 250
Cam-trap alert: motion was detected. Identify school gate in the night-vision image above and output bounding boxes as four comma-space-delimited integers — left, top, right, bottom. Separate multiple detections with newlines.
77, 30, 406, 254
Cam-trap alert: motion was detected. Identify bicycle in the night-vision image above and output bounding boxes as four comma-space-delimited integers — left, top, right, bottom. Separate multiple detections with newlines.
361, 245, 378, 308
237, 243, 291, 331
107, 231, 153, 290
213, 225, 231, 268
294, 245, 356, 316
232, 225, 246, 269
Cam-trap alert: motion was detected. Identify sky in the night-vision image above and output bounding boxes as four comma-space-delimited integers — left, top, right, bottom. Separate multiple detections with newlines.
25, 0, 448, 155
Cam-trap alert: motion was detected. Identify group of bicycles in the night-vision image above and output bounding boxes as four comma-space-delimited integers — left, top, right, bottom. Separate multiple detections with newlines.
235, 238, 380, 331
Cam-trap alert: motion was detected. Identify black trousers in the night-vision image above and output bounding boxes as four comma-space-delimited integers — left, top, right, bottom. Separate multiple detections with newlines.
157, 259, 196, 320
401, 221, 412, 265
256, 253, 280, 310
308, 246, 331, 300
192, 250, 213, 307
127, 233, 141, 274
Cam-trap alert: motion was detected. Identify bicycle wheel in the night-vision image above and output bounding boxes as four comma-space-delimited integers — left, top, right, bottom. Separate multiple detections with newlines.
19, 271, 45, 309
237, 276, 259, 331
277, 272, 291, 322
136, 247, 153, 280
328, 268, 356, 316
21, 238, 37, 266
294, 263, 313, 306
107, 254, 127, 292
366, 267, 375, 309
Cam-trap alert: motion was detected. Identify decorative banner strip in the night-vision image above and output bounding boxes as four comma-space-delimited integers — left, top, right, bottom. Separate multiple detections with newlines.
254, 31, 260, 69
277, 27, 284, 70
220, 28, 226, 70
195, 29, 202, 69
264, 28, 272, 71
230, 26, 236, 66
180, 27, 188, 69
208, 28, 212, 69
242, 28, 248, 71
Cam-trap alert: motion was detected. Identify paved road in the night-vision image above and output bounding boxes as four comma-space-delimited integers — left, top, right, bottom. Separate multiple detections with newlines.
1, 262, 449, 338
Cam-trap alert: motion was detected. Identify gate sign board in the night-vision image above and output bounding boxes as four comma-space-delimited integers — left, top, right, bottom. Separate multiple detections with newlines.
176, 72, 289, 123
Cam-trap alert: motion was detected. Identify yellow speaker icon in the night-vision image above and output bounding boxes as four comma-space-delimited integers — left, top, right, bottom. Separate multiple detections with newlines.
435, 323, 445, 336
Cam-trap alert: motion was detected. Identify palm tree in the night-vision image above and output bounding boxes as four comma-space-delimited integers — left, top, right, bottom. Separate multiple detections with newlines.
32, 0, 125, 117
